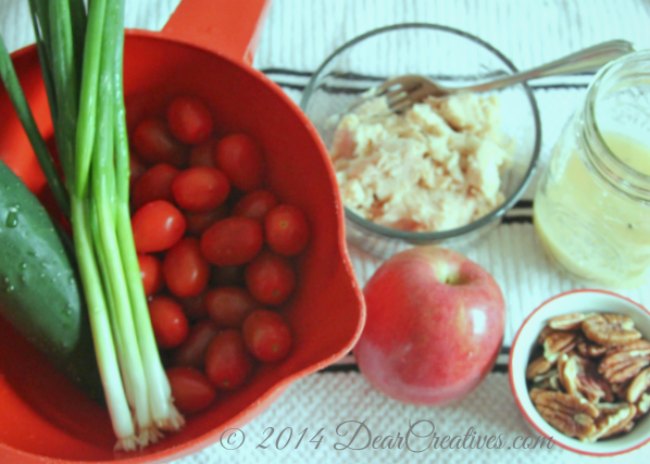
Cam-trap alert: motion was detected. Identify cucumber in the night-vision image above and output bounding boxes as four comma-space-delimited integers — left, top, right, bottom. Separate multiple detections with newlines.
0, 160, 100, 396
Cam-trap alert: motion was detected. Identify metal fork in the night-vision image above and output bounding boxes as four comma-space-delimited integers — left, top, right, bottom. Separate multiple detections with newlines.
370, 40, 634, 113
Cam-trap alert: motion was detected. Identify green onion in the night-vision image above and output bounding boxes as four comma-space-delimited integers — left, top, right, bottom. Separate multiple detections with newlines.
48, 0, 78, 184
109, 0, 182, 431
27, 0, 58, 124
68, 0, 87, 82
0, 37, 69, 216
74, 0, 106, 198
75, 195, 136, 447
1, 0, 184, 450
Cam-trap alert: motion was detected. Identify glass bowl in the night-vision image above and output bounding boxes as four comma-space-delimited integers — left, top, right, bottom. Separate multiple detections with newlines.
300, 23, 541, 257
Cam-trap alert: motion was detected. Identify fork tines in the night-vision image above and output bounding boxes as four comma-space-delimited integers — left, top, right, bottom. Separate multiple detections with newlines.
376, 75, 430, 113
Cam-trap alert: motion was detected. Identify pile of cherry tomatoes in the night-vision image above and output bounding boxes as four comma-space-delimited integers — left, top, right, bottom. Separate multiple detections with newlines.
129, 96, 310, 414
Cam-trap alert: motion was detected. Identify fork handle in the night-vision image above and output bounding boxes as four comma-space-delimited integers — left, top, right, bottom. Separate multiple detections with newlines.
466, 40, 634, 93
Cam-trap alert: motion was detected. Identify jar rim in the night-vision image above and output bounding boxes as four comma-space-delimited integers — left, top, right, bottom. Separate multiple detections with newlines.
584, 50, 650, 202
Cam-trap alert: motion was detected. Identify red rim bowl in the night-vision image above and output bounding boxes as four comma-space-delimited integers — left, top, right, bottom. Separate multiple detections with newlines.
508, 288, 650, 457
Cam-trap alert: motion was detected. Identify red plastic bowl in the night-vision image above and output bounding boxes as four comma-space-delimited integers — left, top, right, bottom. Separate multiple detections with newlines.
0, 1, 365, 462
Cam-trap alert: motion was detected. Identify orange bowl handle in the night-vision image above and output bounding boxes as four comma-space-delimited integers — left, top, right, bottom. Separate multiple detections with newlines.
161, 0, 270, 64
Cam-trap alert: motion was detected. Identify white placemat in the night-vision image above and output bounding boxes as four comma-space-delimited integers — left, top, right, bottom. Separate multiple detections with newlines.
1, 1, 649, 463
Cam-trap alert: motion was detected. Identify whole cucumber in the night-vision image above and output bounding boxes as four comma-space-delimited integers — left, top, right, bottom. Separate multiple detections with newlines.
0, 160, 100, 397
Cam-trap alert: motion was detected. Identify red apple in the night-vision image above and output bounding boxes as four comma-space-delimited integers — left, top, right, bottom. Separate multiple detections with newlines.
355, 247, 505, 405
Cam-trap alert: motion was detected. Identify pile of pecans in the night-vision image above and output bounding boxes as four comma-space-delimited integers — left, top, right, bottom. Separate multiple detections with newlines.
526, 312, 650, 442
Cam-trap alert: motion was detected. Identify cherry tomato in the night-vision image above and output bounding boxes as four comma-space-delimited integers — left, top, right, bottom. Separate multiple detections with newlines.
132, 200, 186, 253
167, 367, 216, 414
167, 96, 214, 144
171, 167, 230, 212
132, 118, 185, 166
212, 265, 245, 286
132, 163, 179, 209
125, 94, 151, 133
137, 254, 164, 296
245, 252, 296, 305
179, 293, 207, 320
205, 287, 256, 328
149, 296, 189, 348
205, 330, 253, 390
185, 206, 229, 235
189, 139, 217, 168
129, 156, 146, 185
200, 217, 263, 266
242, 309, 292, 363
163, 237, 210, 297
233, 190, 278, 221
171, 319, 218, 368
265, 204, 310, 256
214, 133, 264, 191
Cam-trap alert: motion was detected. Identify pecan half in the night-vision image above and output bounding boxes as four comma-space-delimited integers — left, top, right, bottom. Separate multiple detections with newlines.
543, 331, 578, 362
596, 402, 628, 414
599, 340, 650, 383
621, 421, 635, 434
607, 339, 650, 355
610, 381, 631, 401
576, 337, 608, 358
526, 356, 553, 379
627, 368, 650, 403
636, 393, 650, 417
558, 353, 613, 403
589, 404, 637, 441
538, 325, 554, 344
531, 390, 599, 440
532, 369, 561, 391
549, 313, 589, 331
557, 354, 580, 394
582, 314, 642, 346
529, 387, 545, 403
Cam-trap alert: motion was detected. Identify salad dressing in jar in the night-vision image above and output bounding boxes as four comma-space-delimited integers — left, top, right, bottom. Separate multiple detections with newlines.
534, 51, 650, 288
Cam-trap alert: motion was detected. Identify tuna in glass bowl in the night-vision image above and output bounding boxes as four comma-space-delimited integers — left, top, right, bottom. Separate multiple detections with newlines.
300, 23, 541, 258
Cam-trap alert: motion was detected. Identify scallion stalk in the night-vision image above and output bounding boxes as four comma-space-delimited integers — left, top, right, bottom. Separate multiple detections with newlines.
110, 0, 183, 432
2, 0, 186, 450
72, 196, 135, 447
0, 37, 69, 216
74, 0, 106, 198
48, 0, 78, 185
27, 0, 58, 124
68, 0, 86, 82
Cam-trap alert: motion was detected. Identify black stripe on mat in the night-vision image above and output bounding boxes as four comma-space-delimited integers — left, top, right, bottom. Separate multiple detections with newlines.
503, 216, 532, 224
516, 199, 533, 208
319, 364, 509, 374
318, 346, 512, 374
261, 68, 592, 92
268, 81, 589, 93
260, 67, 596, 80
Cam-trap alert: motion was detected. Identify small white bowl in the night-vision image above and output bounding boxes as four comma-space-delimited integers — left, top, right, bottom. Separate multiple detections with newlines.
509, 289, 650, 457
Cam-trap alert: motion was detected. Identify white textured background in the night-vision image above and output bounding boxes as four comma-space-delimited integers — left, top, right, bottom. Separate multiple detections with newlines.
1, 1, 650, 463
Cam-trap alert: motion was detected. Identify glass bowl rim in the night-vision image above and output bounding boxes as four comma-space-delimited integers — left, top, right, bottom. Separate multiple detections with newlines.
300, 22, 542, 242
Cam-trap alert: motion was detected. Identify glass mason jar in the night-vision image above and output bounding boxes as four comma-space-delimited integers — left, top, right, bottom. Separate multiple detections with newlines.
533, 50, 650, 288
